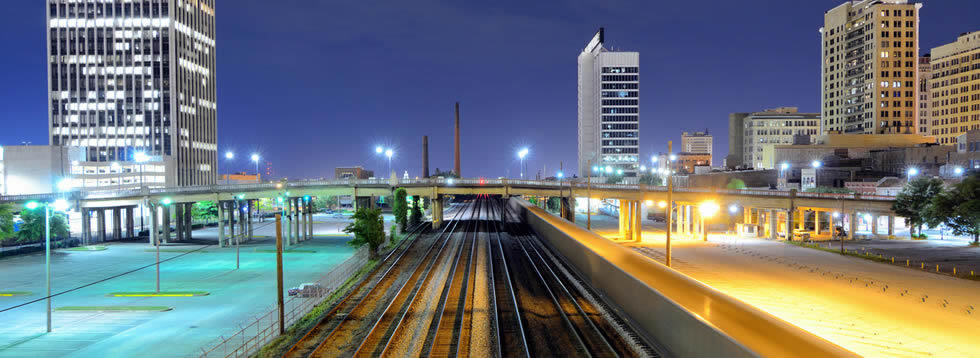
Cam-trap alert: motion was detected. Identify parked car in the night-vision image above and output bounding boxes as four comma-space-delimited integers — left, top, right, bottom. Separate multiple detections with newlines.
288, 283, 324, 298
332, 213, 346, 219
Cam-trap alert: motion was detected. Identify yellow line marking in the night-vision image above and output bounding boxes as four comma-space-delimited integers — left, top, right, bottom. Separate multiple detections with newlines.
112, 294, 194, 297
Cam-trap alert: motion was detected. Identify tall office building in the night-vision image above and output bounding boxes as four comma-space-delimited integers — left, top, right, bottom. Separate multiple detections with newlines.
917, 55, 932, 135
929, 31, 980, 145
46, 0, 217, 190
725, 112, 750, 168
578, 28, 640, 177
820, 0, 921, 135
742, 107, 820, 169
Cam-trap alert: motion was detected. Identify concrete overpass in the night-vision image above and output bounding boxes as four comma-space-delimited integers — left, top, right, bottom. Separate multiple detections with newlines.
0, 178, 899, 246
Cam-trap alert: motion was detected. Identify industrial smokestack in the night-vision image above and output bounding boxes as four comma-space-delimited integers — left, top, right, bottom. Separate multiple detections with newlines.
454, 102, 461, 177
422, 135, 430, 178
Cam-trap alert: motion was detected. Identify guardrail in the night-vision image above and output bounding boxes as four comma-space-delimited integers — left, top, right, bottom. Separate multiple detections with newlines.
1, 178, 897, 204
197, 247, 369, 358
509, 197, 858, 357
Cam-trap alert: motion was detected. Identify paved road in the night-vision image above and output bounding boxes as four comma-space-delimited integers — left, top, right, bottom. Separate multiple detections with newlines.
575, 212, 980, 357
0, 213, 388, 357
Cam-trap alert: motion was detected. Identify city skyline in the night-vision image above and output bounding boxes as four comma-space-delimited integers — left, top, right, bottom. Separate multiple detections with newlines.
2, 1, 979, 180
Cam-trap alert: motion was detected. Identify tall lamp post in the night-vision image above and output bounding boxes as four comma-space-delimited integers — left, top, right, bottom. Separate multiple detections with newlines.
811, 160, 822, 189
135, 152, 150, 233
385, 149, 393, 177
518, 148, 529, 179
251, 154, 261, 178
907, 167, 919, 183
698, 201, 719, 242
25, 198, 70, 333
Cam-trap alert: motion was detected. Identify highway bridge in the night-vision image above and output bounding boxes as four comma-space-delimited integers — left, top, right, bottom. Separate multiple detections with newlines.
0, 178, 900, 246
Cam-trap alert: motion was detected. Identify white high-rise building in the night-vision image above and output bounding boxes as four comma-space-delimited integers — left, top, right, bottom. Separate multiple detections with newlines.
46, 0, 217, 190
578, 28, 640, 178
681, 130, 713, 159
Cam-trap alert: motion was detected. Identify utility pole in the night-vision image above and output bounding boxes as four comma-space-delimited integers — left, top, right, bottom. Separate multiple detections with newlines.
587, 159, 592, 231
45, 205, 51, 332
276, 213, 285, 334
666, 141, 673, 267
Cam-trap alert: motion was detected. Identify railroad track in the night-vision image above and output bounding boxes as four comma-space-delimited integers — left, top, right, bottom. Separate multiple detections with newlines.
283, 197, 656, 358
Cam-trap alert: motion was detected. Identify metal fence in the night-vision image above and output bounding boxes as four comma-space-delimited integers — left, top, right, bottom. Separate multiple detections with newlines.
197, 247, 370, 358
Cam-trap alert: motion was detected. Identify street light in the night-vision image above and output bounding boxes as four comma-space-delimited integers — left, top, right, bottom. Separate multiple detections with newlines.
907, 167, 919, 182
385, 149, 393, 177
251, 154, 261, 177
953, 166, 964, 176
25, 199, 71, 332
57, 178, 73, 193
375, 146, 383, 154
729, 204, 739, 214
135, 151, 150, 235
225, 151, 234, 160
154, 198, 172, 293
811, 160, 822, 168
518, 148, 529, 179
699, 201, 720, 242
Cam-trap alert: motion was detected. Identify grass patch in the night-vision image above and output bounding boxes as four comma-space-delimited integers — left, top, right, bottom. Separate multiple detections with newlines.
142, 249, 208, 253
65, 246, 108, 251
253, 259, 378, 358
785, 241, 892, 262
107, 291, 209, 297
56, 306, 172, 312
0, 291, 31, 297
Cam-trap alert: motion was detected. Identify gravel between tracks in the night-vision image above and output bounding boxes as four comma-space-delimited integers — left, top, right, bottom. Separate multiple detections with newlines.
469, 233, 492, 356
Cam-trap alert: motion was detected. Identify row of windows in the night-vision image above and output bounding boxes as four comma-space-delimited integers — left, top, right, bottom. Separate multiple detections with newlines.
601, 83, 638, 90
601, 115, 638, 122
602, 148, 638, 154
931, 115, 980, 126
601, 99, 638, 106
602, 107, 638, 114
879, 9, 915, 17
602, 140, 638, 146
601, 131, 637, 138
601, 75, 638, 82
50, 0, 170, 18
880, 31, 915, 38
601, 67, 637, 73
603, 123, 638, 130
932, 53, 980, 71
601, 91, 638, 98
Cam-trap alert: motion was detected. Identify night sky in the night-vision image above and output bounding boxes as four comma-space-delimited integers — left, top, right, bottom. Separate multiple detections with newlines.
1, 1, 977, 180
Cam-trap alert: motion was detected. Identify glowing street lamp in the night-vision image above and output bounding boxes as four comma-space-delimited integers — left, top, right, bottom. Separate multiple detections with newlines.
729, 204, 739, 214
57, 178, 73, 193
907, 167, 919, 182
953, 166, 964, 176
25, 199, 71, 333
518, 148, 529, 178
225, 151, 234, 160
385, 149, 393, 176
375, 146, 384, 154
657, 200, 667, 209
811, 160, 822, 168
698, 201, 720, 242
251, 154, 261, 177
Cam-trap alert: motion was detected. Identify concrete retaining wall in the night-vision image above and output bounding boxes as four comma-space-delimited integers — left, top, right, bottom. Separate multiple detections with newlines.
507, 198, 856, 358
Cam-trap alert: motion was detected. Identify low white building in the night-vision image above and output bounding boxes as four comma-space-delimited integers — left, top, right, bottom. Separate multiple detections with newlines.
0, 145, 82, 196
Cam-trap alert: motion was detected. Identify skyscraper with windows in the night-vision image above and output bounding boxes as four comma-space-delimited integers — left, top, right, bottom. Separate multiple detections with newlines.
929, 31, 980, 145
578, 28, 640, 178
820, 0, 921, 135
46, 0, 217, 190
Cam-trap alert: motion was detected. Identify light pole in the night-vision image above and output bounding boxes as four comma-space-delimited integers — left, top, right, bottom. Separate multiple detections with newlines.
907, 167, 919, 183
699, 201, 719, 242
135, 152, 150, 233
953, 166, 964, 177
666, 141, 674, 267
811, 160, 822, 190
518, 148, 528, 179
156, 197, 172, 293
25, 198, 70, 333
385, 149, 393, 177
251, 154, 261, 178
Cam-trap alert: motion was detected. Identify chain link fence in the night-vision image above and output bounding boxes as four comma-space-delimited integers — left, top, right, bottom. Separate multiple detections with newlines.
197, 247, 370, 357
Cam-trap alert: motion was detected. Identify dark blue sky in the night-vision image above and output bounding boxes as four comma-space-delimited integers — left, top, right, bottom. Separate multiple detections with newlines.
1, 1, 977, 179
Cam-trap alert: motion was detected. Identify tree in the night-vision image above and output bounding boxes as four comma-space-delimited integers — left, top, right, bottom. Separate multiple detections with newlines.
726, 178, 747, 190
409, 196, 423, 227
639, 172, 663, 186
313, 196, 338, 211
17, 209, 70, 245
431, 168, 459, 179
924, 175, 980, 243
605, 174, 624, 184
0, 203, 15, 243
546, 197, 561, 213
392, 188, 408, 233
343, 208, 386, 258
192, 201, 218, 224
805, 186, 854, 194
892, 177, 944, 236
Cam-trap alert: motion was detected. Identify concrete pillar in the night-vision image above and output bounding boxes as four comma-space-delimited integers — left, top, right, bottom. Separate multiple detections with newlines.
294, 199, 301, 242
847, 212, 856, 240
184, 203, 193, 241
828, 211, 835, 237
126, 207, 135, 239
218, 202, 226, 248
785, 209, 794, 240
634, 200, 642, 242
111, 208, 121, 240
769, 210, 778, 240
757, 209, 765, 237
162, 205, 171, 244
871, 214, 879, 236
685, 205, 693, 235
247, 200, 254, 242
97, 209, 106, 243
174, 203, 184, 242
814, 210, 821, 236
81, 209, 91, 245
887, 216, 895, 237
619, 202, 628, 240
432, 196, 443, 229
306, 200, 313, 240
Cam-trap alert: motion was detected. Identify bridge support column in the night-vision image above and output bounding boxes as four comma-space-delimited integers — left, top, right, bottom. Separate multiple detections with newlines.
162, 205, 171, 244
174, 203, 185, 242
871, 214, 879, 236
306, 200, 313, 240
887, 216, 895, 238
814, 210, 821, 236
431, 196, 443, 229
126, 207, 135, 239
218, 202, 226, 247
685, 205, 693, 236
228, 201, 236, 245
785, 209, 794, 240
846, 211, 856, 240
285, 198, 293, 246
184, 203, 193, 241
634, 200, 642, 242
769, 210, 778, 240
111, 208, 122, 241
247, 200, 254, 242
560, 197, 575, 223
618, 201, 628, 240
757, 209, 765, 237
294, 198, 302, 242
96, 209, 106, 243
81, 209, 91, 245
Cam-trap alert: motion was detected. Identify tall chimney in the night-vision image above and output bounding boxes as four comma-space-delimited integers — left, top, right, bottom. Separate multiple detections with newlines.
422, 135, 430, 178
454, 102, 461, 177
